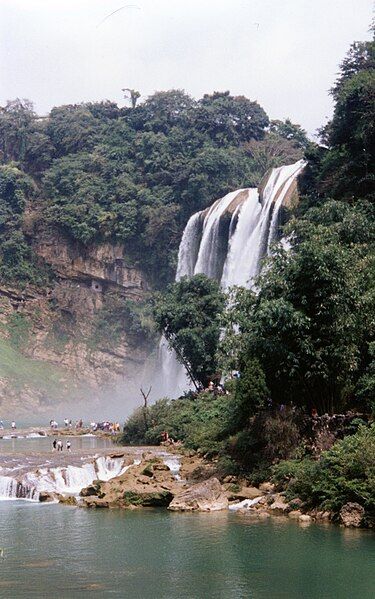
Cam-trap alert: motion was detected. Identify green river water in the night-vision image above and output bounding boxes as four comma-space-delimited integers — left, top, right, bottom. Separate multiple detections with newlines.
0, 435, 374, 598
0, 501, 374, 598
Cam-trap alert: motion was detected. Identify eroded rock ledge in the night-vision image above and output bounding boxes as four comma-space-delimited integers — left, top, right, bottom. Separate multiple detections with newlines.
69, 452, 371, 528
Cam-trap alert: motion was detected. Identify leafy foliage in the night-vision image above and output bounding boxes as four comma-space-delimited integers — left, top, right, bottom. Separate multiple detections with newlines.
223, 200, 375, 414
153, 274, 225, 387
273, 424, 375, 515
0, 92, 304, 287
90, 292, 156, 349
0, 164, 48, 284
121, 393, 232, 455
306, 38, 375, 202
119, 34, 374, 512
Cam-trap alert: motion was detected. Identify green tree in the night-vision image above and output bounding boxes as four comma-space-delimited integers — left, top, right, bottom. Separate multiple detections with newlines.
231, 358, 269, 430
244, 131, 305, 183
224, 201, 374, 414
269, 118, 309, 149
0, 99, 54, 175
193, 91, 269, 143
316, 37, 375, 201
0, 165, 45, 284
153, 274, 225, 388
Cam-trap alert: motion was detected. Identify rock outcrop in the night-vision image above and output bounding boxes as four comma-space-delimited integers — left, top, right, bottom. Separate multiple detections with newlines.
226, 486, 264, 501
0, 229, 154, 414
33, 231, 148, 299
168, 477, 228, 512
339, 502, 365, 527
80, 456, 180, 509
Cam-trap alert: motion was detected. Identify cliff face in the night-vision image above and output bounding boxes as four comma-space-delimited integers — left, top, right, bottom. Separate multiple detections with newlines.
33, 231, 147, 298
0, 229, 154, 416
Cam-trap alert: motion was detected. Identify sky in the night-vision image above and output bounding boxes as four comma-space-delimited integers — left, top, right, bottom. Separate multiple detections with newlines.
0, 0, 373, 137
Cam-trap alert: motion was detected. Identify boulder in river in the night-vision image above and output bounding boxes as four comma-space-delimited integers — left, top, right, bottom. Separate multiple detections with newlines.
259, 482, 275, 493
226, 486, 263, 501
339, 502, 365, 527
80, 483, 101, 497
168, 477, 228, 512
269, 499, 289, 514
299, 514, 312, 523
38, 492, 54, 503
80, 456, 180, 509
288, 510, 303, 520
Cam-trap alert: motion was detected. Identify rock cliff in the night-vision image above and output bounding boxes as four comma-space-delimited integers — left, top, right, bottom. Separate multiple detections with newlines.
0, 228, 154, 415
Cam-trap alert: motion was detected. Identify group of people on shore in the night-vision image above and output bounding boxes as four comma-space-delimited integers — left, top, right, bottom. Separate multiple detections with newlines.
52, 439, 71, 452
91, 421, 121, 433
48, 418, 120, 433
0, 421, 17, 430
50, 418, 84, 429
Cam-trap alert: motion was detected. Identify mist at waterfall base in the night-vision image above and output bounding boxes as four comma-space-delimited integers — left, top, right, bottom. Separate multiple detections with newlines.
2, 370, 153, 426
157, 160, 306, 398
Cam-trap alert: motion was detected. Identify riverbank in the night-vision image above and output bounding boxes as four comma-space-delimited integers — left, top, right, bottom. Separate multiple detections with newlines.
75, 449, 372, 529
0, 425, 113, 439
0, 430, 372, 530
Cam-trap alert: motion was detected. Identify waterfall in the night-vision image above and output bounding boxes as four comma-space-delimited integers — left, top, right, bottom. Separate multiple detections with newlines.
0, 475, 40, 501
222, 159, 305, 288
220, 188, 261, 289
0, 456, 134, 501
176, 212, 203, 280
193, 190, 245, 280
159, 159, 306, 396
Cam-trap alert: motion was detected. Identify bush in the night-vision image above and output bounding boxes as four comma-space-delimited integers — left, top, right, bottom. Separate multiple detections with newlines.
231, 358, 269, 430
272, 424, 375, 516
227, 408, 302, 471
120, 392, 233, 453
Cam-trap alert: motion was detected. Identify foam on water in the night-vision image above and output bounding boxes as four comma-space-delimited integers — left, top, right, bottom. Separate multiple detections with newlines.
0, 456, 135, 502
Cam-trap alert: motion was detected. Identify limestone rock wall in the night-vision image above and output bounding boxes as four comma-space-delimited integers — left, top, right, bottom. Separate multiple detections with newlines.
0, 230, 154, 414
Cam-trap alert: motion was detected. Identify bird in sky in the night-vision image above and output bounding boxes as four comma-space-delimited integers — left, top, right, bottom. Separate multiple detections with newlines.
97, 5, 141, 28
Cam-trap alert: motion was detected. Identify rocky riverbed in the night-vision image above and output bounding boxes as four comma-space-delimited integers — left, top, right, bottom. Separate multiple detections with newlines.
0, 430, 369, 529
72, 451, 367, 528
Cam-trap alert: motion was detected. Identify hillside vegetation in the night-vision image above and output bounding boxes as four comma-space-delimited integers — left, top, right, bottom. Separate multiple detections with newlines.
120, 36, 375, 522
0, 91, 306, 288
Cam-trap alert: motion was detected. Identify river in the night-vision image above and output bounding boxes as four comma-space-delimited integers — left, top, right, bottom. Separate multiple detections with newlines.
0, 436, 374, 598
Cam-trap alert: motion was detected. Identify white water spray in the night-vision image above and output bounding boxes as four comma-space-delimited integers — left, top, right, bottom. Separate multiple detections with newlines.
0, 456, 133, 502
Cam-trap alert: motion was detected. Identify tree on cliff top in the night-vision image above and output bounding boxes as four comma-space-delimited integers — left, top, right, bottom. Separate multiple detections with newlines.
309, 37, 375, 202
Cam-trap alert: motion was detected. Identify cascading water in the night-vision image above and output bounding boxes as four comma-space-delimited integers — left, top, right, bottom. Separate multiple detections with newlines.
222, 159, 305, 288
158, 159, 306, 396
0, 456, 133, 501
193, 190, 245, 280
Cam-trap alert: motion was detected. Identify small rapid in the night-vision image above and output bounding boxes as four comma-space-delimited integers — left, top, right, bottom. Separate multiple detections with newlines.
0, 455, 128, 501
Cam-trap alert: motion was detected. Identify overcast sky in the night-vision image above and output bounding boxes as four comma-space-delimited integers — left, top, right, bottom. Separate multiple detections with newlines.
0, 0, 373, 136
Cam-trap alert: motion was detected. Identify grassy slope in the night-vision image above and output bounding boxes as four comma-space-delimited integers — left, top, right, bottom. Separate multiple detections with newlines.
0, 337, 64, 397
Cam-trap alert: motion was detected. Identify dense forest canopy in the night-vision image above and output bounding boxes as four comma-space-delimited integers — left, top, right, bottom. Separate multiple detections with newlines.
0, 90, 307, 286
